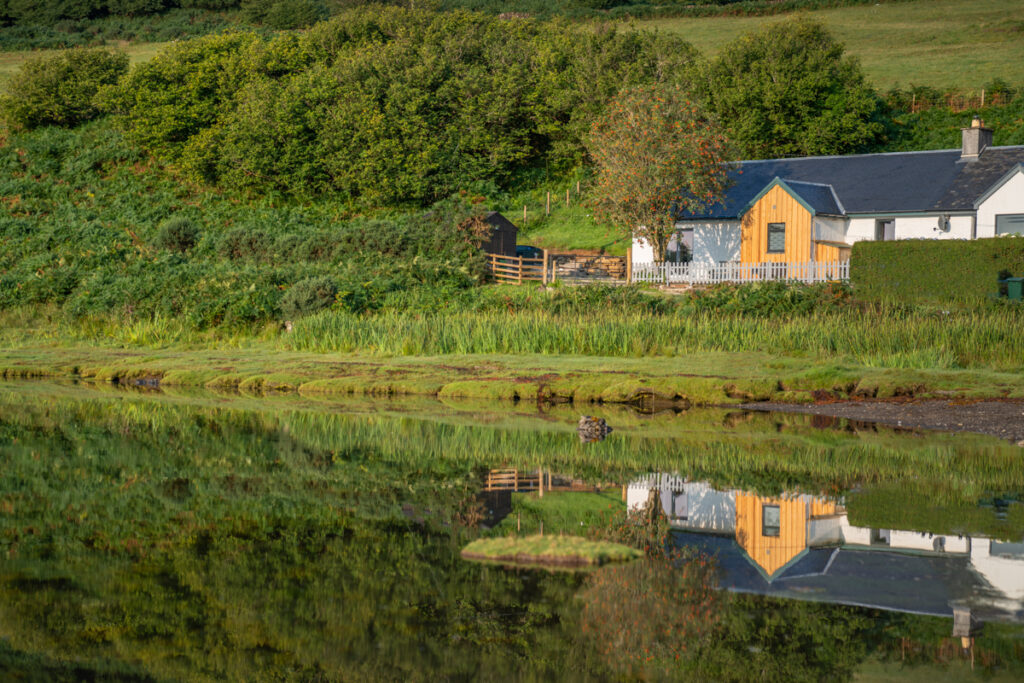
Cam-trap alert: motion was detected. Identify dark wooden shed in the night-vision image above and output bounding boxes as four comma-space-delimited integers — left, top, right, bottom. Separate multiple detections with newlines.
481, 211, 518, 257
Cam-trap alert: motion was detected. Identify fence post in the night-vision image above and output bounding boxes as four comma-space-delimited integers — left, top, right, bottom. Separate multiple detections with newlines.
523, 205, 527, 224
542, 249, 549, 286
517, 256, 523, 285
981, 89, 985, 107
566, 188, 569, 208
625, 247, 632, 284
546, 192, 550, 215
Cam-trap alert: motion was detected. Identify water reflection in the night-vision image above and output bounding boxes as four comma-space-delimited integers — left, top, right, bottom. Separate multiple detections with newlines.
2, 381, 1024, 679
628, 476, 1024, 625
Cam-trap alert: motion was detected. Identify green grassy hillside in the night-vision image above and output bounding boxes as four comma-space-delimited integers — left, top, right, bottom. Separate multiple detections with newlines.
642, 0, 1024, 89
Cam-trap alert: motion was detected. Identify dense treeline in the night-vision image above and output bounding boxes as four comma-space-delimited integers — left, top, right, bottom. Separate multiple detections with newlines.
101, 9, 698, 205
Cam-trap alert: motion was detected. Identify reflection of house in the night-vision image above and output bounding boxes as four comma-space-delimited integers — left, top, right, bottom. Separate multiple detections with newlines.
627, 475, 1024, 624
631, 120, 1024, 268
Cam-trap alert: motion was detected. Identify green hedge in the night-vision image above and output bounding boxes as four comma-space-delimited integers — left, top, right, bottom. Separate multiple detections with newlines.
851, 237, 1024, 304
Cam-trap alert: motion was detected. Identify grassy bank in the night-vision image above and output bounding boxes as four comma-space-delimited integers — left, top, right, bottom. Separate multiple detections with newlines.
642, 0, 1024, 90
2, 343, 1024, 408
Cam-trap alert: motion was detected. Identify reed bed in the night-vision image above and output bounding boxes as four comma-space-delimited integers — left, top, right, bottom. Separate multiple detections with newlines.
288, 308, 1024, 370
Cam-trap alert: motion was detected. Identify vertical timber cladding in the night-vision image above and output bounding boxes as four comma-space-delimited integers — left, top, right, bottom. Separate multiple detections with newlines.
741, 185, 815, 264
734, 493, 808, 578
815, 241, 842, 262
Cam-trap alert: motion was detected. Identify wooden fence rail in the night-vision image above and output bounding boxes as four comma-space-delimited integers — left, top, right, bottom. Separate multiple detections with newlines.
487, 253, 546, 284
631, 260, 849, 285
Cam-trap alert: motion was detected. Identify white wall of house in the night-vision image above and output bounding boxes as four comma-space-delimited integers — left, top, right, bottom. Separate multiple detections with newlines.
631, 235, 655, 263
807, 517, 843, 546
813, 216, 847, 244
845, 218, 877, 244
971, 540, 1024, 604
845, 215, 974, 244
690, 221, 741, 264
626, 480, 737, 534
632, 221, 741, 265
977, 169, 1024, 238
670, 483, 737, 533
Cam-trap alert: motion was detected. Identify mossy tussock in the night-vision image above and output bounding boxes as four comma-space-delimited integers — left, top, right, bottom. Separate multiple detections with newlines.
461, 535, 641, 567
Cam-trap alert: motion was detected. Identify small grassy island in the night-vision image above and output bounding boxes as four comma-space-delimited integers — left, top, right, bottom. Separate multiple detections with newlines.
461, 535, 642, 568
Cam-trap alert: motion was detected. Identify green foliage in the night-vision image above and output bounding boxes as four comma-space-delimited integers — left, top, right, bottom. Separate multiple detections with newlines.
588, 83, 731, 261
244, 0, 326, 28
0, 47, 128, 130
0, 121, 488, 330
851, 237, 1024, 305
280, 275, 336, 319
683, 281, 851, 315
703, 18, 886, 158
154, 215, 199, 253
0, 9, 248, 50
105, 8, 699, 204
883, 96, 1024, 152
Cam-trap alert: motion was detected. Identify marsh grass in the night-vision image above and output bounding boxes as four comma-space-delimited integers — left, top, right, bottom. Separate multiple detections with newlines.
287, 307, 1024, 371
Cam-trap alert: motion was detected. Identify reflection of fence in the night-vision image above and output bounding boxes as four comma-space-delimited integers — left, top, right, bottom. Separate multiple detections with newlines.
632, 261, 849, 285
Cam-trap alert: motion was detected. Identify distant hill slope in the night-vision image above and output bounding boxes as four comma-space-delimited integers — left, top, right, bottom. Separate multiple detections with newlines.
642, 0, 1024, 90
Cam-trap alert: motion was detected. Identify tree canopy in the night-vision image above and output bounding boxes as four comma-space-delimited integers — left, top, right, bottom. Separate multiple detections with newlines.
587, 84, 732, 261
703, 18, 885, 159
100, 8, 699, 205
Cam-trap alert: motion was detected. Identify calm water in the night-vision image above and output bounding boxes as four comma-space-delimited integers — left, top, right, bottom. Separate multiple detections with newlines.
0, 381, 1022, 681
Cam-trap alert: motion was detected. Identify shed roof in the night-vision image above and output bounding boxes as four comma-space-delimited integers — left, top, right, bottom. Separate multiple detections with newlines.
680, 145, 1024, 220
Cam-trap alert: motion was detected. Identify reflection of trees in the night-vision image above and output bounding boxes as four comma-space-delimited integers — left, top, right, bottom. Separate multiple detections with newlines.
579, 554, 721, 677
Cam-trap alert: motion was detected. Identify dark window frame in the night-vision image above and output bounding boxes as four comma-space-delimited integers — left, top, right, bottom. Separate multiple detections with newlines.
766, 223, 786, 254
762, 504, 781, 537
995, 214, 1024, 236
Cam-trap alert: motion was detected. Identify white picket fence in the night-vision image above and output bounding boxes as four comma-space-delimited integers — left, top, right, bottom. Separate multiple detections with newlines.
631, 260, 849, 285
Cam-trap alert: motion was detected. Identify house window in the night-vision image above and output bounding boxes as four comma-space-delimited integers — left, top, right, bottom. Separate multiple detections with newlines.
766, 223, 785, 253
996, 214, 1024, 236
875, 219, 895, 241
762, 505, 781, 537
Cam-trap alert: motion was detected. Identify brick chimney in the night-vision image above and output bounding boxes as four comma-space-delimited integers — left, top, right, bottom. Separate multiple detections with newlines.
961, 116, 993, 160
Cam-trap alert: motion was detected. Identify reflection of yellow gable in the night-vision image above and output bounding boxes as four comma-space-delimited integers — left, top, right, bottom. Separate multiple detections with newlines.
735, 494, 826, 578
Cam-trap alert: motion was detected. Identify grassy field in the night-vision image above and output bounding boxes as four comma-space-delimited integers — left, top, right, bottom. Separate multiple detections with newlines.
641, 0, 1024, 90
0, 41, 166, 87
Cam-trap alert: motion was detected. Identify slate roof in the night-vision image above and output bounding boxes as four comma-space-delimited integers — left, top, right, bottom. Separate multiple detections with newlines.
766, 179, 844, 216
671, 531, 1022, 624
681, 145, 1024, 220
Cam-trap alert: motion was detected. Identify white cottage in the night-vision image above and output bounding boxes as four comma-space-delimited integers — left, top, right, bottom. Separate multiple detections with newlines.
632, 119, 1024, 269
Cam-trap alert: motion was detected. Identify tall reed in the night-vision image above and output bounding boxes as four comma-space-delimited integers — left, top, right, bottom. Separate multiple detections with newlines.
286, 308, 1024, 370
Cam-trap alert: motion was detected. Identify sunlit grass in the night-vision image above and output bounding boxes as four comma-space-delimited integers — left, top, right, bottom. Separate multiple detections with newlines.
639, 0, 1024, 89
0, 41, 167, 88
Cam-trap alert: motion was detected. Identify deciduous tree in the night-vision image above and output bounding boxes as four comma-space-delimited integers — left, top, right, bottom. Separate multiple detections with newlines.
704, 18, 885, 159
587, 84, 731, 262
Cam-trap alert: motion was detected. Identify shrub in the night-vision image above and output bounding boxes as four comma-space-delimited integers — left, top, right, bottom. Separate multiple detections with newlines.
280, 276, 337, 319
852, 237, 1024, 305
217, 227, 274, 261
264, 0, 326, 29
154, 216, 200, 253
0, 47, 129, 131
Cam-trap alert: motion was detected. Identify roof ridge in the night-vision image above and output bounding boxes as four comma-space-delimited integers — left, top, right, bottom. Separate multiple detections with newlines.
738, 144, 1024, 165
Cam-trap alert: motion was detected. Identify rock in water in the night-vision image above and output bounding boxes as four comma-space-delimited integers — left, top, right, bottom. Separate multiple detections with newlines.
577, 416, 612, 443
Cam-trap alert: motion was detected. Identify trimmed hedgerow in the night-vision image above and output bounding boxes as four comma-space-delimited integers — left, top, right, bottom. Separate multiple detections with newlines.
851, 237, 1024, 305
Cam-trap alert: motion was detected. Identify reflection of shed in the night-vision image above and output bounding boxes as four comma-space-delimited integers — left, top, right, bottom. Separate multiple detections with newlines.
481, 211, 517, 257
